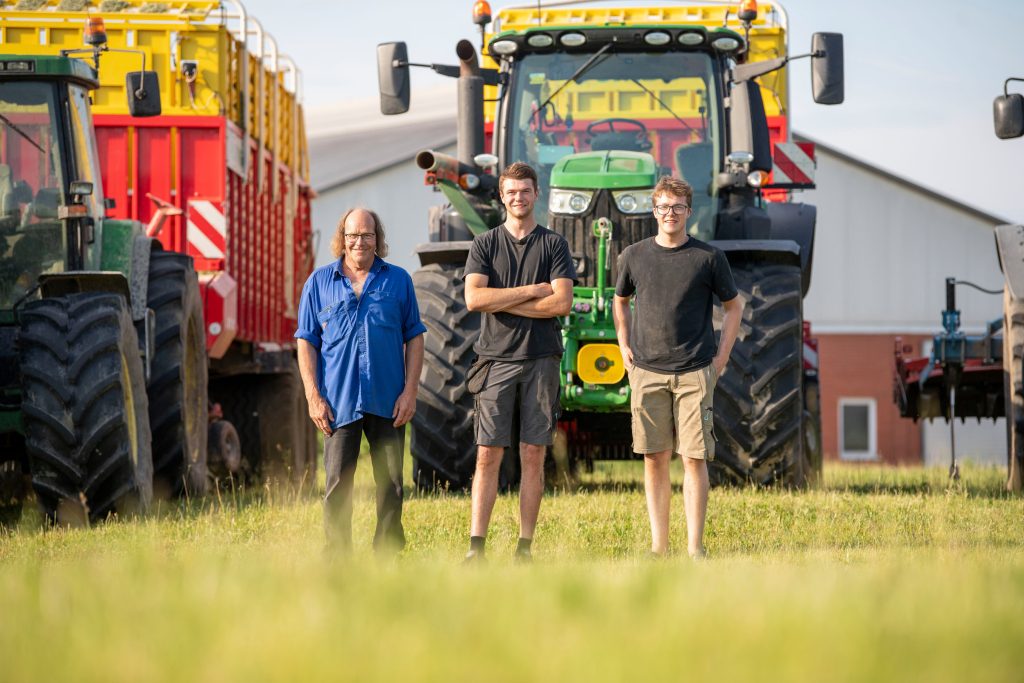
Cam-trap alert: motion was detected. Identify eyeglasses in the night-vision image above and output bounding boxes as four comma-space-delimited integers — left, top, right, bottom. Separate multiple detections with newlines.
654, 204, 690, 216
344, 233, 376, 243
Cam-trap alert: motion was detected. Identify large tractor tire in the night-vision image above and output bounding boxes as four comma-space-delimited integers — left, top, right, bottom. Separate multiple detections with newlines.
410, 263, 522, 492
410, 263, 479, 490
19, 293, 153, 524
1003, 287, 1024, 492
146, 250, 209, 498
711, 262, 806, 487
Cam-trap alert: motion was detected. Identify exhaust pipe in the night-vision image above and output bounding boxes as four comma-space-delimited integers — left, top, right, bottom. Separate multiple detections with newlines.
455, 39, 485, 168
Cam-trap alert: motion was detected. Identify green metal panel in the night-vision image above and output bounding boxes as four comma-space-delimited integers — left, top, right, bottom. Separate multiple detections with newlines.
437, 179, 492, 236
0, 408, 22, 436
99, 219, 135, 275
551, 151, 658, 190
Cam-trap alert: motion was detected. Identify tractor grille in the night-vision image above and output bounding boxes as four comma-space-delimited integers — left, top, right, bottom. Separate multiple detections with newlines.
548, 190, 657, 289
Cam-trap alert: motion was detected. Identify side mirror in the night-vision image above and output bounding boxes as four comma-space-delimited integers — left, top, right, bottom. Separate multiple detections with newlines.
994, 93, 1024, 139
811, 33, 844, 105
126, 71, 161, 117
377, 42, 410, 115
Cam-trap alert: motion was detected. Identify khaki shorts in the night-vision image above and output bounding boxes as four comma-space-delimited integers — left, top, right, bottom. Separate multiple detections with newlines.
628, 364, 718, 460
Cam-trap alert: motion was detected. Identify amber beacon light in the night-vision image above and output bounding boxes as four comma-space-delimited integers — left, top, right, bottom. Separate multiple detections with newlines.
84, 16, 107, 47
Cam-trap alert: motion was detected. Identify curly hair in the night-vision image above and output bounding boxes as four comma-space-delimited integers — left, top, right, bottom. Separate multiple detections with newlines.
330, 207, 389, 259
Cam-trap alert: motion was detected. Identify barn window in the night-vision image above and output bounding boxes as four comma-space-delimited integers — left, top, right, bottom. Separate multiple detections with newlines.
839, 398, 877, 460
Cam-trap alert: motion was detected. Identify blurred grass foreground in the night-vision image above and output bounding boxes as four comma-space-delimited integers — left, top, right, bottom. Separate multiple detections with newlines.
1, 462, 1022, 683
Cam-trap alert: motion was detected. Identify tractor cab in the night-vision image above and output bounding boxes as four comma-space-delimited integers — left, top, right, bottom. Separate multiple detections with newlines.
0, 57, 105, 315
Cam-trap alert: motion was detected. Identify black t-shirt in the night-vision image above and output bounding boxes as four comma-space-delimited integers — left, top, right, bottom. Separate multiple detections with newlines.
615, 236, 738, 374
465, 224, 577, 361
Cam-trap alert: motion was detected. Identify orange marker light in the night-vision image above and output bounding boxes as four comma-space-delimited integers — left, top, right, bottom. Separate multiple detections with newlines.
738, 0, 757, 22
84, 16, 107, 47
473, 0, 492, 27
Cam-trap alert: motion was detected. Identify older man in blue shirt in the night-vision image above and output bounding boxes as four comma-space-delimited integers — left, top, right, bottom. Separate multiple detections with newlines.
296, 207, 426, 554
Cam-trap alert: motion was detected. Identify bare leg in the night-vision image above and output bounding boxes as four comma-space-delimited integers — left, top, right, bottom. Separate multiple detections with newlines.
682, 455, 709, 557
644, 450, 673, 554
470, 445, 505, 538
518, 443, 546, 539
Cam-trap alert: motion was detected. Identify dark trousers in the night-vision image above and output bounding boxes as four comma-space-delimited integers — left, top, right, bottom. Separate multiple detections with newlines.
323, 414, 405, 553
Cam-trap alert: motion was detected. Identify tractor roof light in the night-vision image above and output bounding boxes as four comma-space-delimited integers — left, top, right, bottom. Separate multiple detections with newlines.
472, 0, 492, 27
738, 0, 758, 23
678, 31, 705, 46
560, 32, 587, 48
84, 16, 107, 47
712, 36, 741, 52
527, 33, 554, 48
490, 39, 519, 56
643, 31, 671, 47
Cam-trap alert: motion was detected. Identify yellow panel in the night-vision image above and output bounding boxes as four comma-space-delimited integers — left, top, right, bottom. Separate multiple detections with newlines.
0, 1, 306, 177
577, 344, 626, 385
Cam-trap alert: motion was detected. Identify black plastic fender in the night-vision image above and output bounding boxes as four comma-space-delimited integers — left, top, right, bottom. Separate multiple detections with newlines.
766, 202, 817, 297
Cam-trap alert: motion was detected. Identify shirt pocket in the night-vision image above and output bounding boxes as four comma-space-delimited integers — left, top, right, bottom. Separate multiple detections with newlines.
317, 300, 351, 345
366, 289, 402, 329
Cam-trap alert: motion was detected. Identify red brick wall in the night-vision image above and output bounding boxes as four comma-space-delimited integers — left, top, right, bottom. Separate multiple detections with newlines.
817, 333, 929, 465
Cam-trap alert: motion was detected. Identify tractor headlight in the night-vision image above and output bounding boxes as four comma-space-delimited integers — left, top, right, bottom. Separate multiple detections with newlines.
612, 190, 653, 214
549, 189, 593, 215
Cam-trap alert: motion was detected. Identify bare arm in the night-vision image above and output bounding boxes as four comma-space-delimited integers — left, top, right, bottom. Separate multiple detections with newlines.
503, 278, 574, 318
464, 273, 551, 313
393, 333, 424, 427
298, 339, 334, 436
612, 295, 634, 371
713, 295, 744, 374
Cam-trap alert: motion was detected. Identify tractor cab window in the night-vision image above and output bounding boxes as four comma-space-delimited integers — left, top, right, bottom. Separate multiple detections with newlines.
505, 50, 721, 238
0, 81, 67, 310
68, 84, 104, 222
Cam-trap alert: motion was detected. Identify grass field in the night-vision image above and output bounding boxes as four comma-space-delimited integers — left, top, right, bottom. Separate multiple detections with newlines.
1, 458, 1022, 682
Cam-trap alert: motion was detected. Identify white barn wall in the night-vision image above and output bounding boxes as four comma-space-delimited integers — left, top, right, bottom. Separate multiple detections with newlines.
310, 143, 457, 274
802, 148, 1005, 333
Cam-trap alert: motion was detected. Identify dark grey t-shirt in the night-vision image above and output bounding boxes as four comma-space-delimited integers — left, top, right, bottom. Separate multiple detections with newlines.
465, 224, 577, 361
615, 236, 738, 374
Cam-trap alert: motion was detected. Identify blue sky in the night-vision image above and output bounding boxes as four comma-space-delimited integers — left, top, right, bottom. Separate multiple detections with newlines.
240, 0, 1024, 223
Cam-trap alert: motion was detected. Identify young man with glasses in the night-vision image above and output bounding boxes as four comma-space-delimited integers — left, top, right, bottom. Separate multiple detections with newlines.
462, 162, 576, 563
295, 208, 426, 555
613, 176, 744, 560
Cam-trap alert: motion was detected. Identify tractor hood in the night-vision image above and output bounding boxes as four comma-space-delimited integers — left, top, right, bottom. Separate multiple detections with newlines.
549, 150, 657, 190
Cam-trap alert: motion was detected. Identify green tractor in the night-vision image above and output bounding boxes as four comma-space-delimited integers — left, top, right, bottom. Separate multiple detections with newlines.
378, 2, 843, 489
0, 54, 207, 525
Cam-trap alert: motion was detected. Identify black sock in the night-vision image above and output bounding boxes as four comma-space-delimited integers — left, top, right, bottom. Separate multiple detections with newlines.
469, 536, 486, 553
516, 537, 533, 554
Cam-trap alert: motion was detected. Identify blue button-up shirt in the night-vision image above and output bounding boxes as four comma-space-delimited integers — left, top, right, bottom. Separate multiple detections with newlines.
295, 256, 427, 429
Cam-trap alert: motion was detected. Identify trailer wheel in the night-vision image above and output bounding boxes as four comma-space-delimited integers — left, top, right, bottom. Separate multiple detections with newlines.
410, 264, 480, 491
802, 378, 824, 488
211, 360, 317, 490
146, 251, 209, 498
710, 262, 806, 487
19, 293, 153, 524
1004, 288, 1024, 492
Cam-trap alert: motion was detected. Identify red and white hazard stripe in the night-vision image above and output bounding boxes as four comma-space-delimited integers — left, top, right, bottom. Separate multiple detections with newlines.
772, 142, 816, 186
186, 199, 226, 260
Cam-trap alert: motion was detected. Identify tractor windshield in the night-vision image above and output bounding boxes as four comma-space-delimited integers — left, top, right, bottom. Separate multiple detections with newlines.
0, 81, 67, 310
505, 49, 721, 237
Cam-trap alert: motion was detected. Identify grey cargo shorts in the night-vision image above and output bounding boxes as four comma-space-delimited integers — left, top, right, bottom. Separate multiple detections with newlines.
474, 356, 561, 447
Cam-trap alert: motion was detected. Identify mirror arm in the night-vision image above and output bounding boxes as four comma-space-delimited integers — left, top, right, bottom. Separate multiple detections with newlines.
1005, 77, 1024, 97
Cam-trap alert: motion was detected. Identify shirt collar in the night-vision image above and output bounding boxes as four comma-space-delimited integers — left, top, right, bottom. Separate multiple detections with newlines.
333, 255, 388, 276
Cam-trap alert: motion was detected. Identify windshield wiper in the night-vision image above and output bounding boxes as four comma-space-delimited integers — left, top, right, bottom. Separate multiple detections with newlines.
534, 42, 615, 121
0, 112, 45, 155
628, 78, 701, 139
